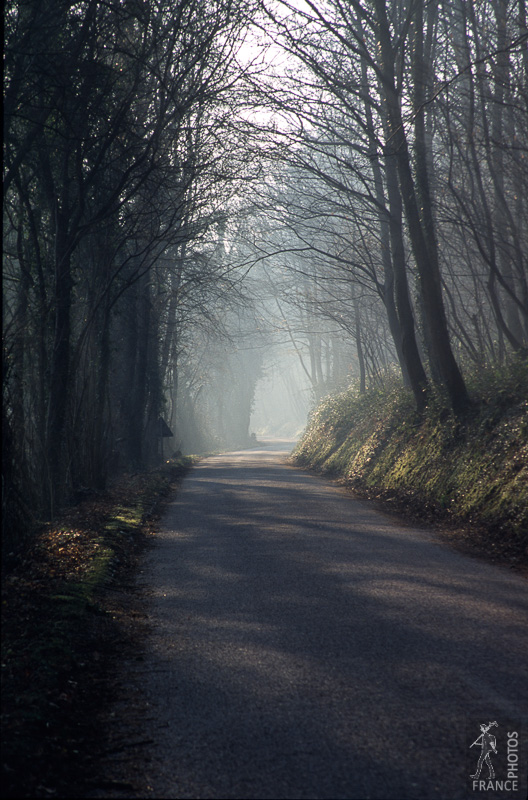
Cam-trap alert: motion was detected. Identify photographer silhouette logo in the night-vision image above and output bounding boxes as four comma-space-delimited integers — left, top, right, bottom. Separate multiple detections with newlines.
470, 721, 498, 780
469, 720, 521, 794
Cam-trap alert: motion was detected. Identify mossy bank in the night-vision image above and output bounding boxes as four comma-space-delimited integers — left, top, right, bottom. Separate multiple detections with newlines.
292, 358, 528, 569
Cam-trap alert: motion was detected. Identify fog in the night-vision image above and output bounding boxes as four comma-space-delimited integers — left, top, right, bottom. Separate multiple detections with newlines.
250, 345, 311, 441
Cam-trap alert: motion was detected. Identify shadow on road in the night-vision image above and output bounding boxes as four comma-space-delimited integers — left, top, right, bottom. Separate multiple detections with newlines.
104, 450, 528, 799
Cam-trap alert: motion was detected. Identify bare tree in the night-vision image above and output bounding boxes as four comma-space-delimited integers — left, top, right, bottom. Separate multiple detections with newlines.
3, 0, 260, 525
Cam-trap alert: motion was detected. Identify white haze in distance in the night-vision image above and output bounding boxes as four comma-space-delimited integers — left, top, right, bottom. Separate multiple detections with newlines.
251, 345, 311, 440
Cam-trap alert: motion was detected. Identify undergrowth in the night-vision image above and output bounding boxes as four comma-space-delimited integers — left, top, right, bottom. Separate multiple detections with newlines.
1, 457, 193, 798
292, 357, 528, 565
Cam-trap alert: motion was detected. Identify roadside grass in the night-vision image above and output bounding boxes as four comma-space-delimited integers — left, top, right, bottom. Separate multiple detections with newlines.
1, 457, 193, 798
292, 357, 528, 569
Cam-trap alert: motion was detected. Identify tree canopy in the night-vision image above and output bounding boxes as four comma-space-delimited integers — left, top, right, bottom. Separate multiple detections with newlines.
3, 0, 527, 548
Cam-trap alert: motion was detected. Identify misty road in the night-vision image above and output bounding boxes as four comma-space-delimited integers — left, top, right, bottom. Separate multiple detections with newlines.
132, 442, 527, 799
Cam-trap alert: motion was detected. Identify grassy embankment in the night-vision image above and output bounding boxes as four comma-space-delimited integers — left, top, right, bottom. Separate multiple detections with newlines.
292, 358, 528, 568
1, 457, 193, 798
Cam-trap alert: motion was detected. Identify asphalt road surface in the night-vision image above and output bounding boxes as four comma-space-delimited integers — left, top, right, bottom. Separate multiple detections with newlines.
126, 441, 527, 799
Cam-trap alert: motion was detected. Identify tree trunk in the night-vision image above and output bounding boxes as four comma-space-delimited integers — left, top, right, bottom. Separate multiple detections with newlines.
374, 0, 471, 414
45, 216, 73, 511
360, 54, 409, 385
490, 0, 526, 346
354, 295, 366, 394
384, 125, 429, 413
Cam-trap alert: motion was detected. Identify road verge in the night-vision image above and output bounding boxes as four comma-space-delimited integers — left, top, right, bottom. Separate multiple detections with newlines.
1, 458, 193, 798
291, 359, 528, 572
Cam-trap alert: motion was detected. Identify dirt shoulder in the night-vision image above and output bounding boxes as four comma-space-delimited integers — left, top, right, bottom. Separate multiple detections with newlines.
337, 477, 528, 579
1, 464, 190, 799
